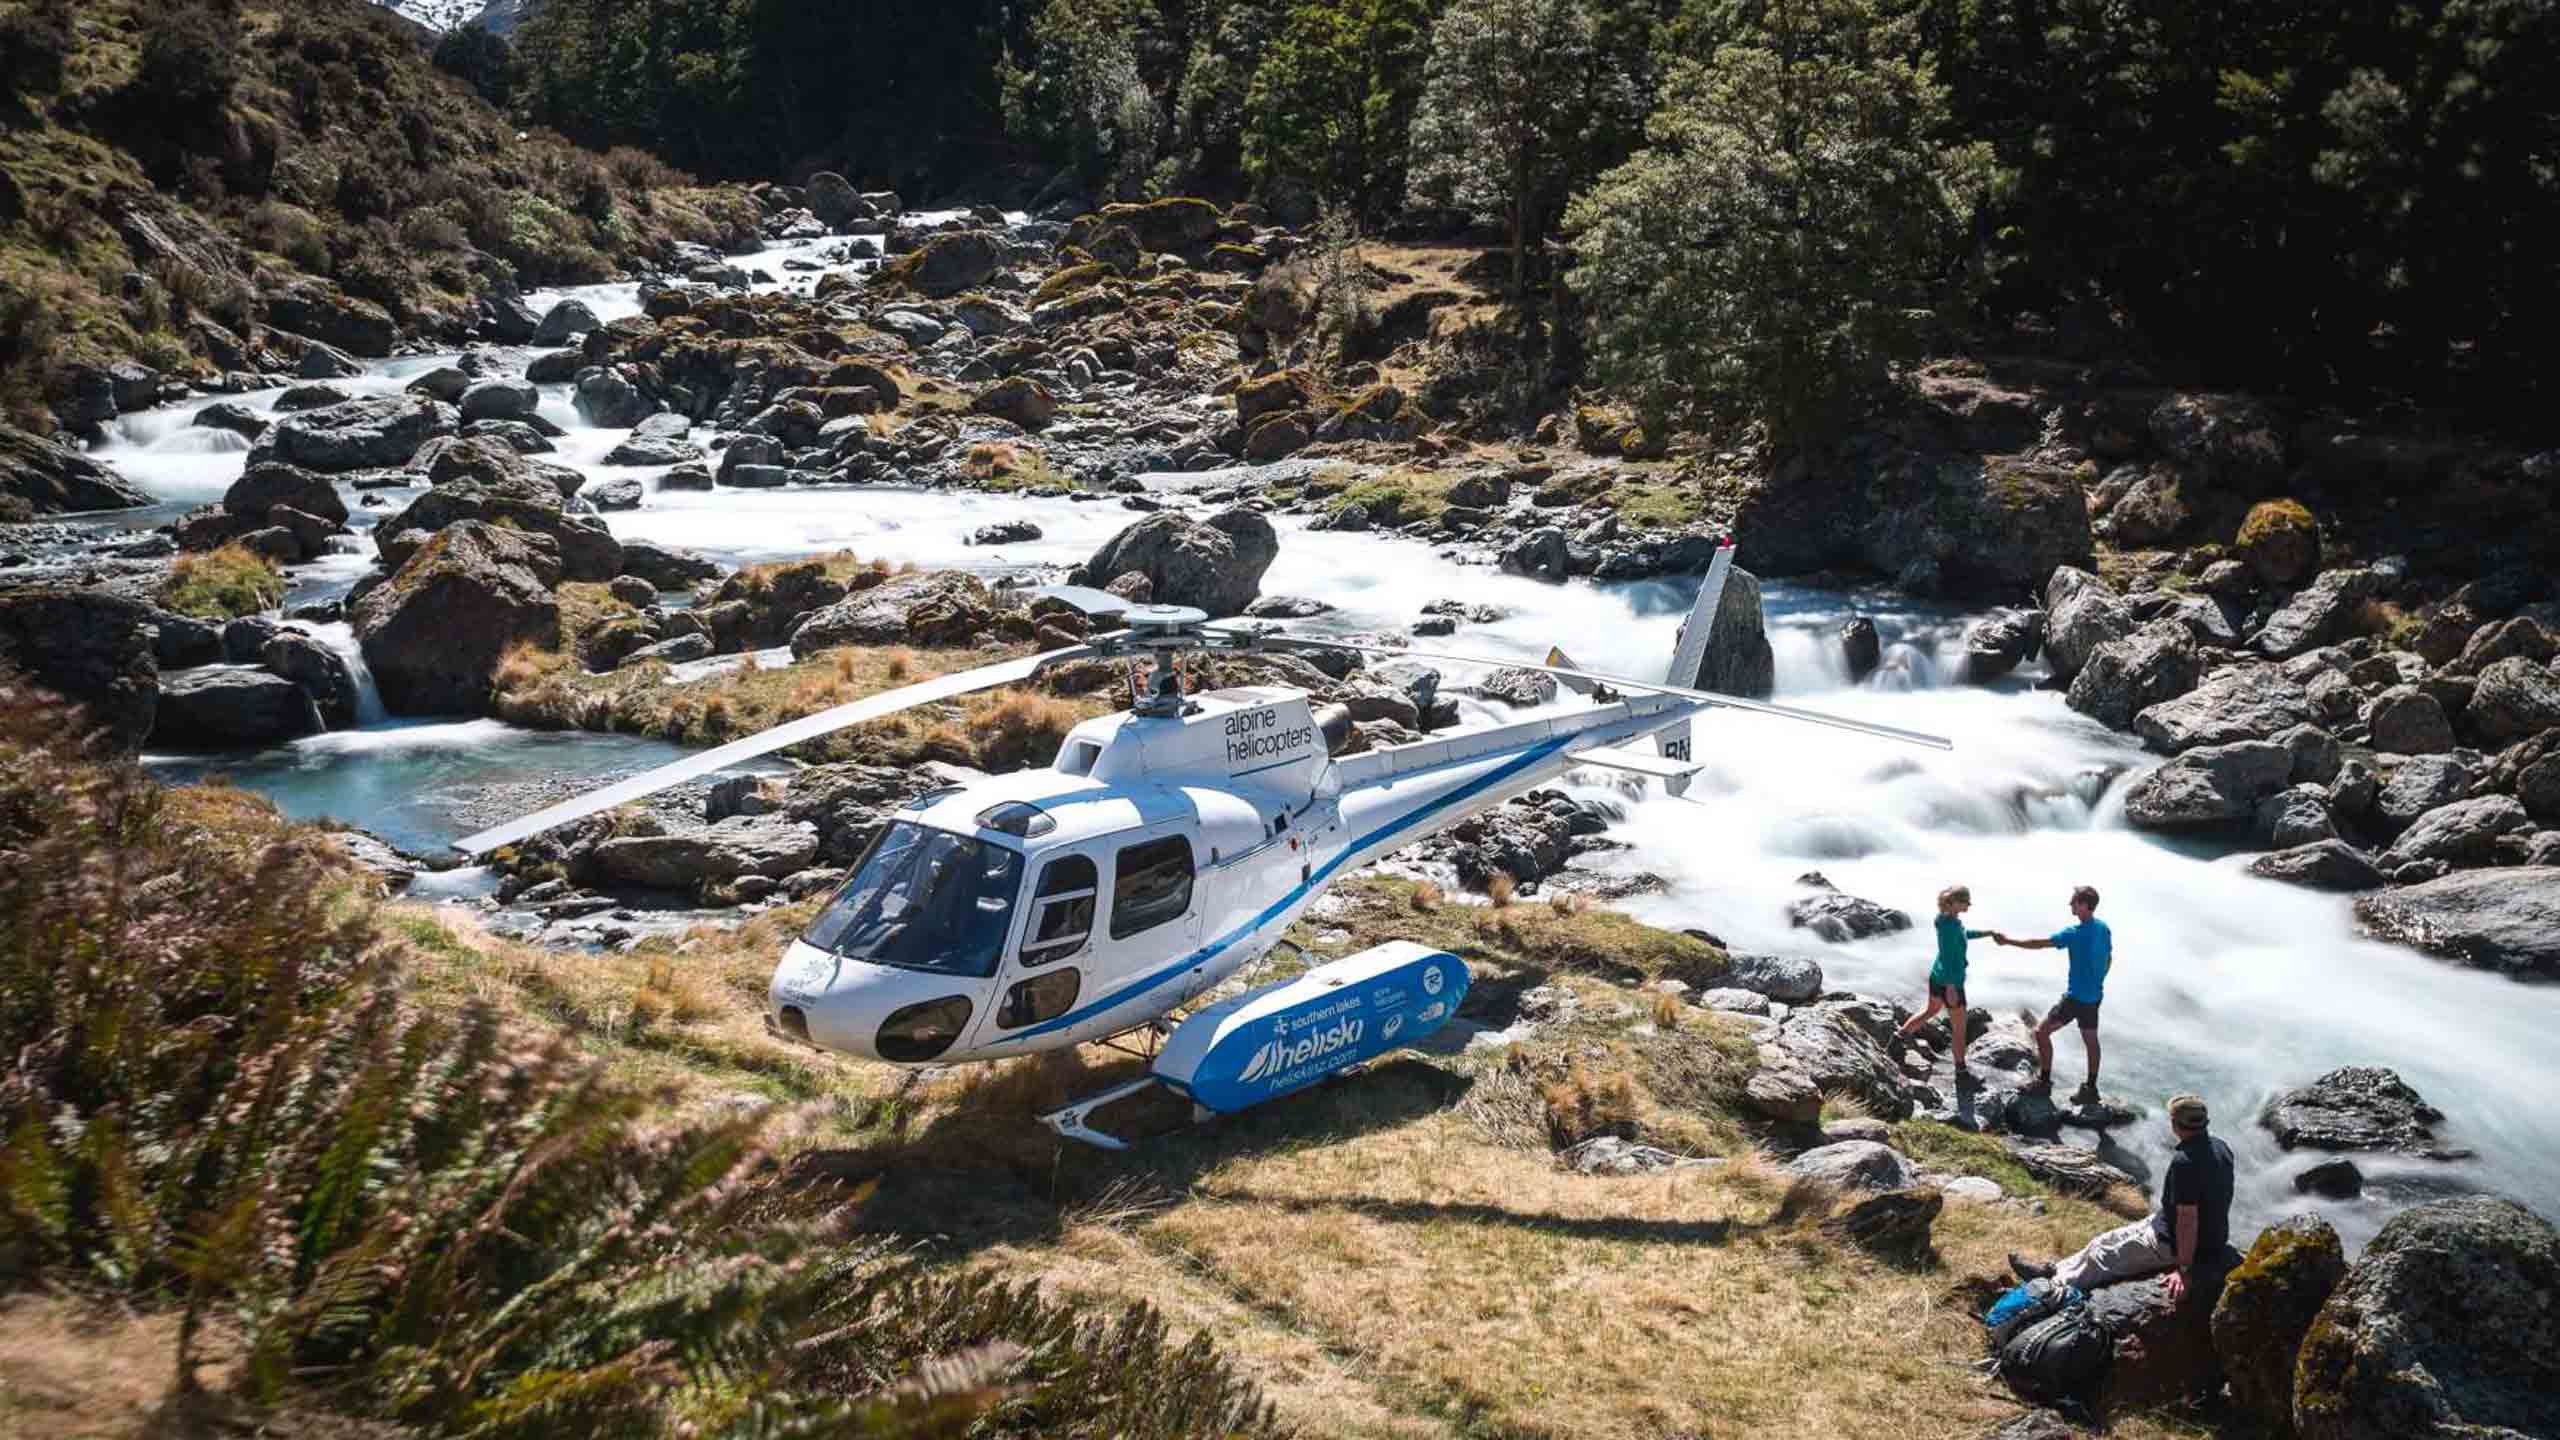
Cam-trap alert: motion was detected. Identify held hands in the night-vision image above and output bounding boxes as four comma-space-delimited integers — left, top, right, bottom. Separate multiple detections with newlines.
2163, 1269, 2188, 1304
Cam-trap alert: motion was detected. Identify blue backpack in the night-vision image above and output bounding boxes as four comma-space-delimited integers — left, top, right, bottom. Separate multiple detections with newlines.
1983, 1277, 2081, 1348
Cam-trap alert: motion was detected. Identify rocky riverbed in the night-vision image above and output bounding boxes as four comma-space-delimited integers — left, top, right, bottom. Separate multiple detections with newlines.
5, 190, 2559, 1254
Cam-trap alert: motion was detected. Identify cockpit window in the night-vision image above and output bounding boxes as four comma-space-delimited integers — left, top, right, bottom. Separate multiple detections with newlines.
801, 821, 1024, 978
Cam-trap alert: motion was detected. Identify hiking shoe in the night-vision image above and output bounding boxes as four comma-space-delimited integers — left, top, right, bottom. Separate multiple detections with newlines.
2008, 1252, 2055, 1283
1952, 1062, 1979, 1088
2070, 1081, 2103, 1107
2023, 1072, 2054, 1095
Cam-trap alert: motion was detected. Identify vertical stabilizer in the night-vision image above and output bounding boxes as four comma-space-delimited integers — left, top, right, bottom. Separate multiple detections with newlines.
1655, 540, 1738, 761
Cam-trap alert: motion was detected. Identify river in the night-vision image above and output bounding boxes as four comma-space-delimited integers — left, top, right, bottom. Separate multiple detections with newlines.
81, 256, 2560, 1252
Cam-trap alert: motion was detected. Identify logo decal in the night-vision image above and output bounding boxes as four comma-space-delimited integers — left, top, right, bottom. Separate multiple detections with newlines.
1381, 1013, 1405, 1042
1417, 1002, 1446, 1024
1422, 966, 1444, 996
1236, 1017, 1365, 1085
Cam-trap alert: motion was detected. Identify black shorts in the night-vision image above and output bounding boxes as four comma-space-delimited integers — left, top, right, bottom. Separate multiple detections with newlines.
1931, 981, 1967, 1008
2045, 996, 2101, 1032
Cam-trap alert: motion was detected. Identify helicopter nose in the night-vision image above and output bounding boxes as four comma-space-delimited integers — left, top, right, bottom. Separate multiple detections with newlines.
768, 941, 981, 1063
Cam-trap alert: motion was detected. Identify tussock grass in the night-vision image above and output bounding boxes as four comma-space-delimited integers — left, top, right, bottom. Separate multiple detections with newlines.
160, 542, 282, 619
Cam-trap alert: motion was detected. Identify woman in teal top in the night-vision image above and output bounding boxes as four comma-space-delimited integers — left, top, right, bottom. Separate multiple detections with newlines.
1896, 884, 1991, 1083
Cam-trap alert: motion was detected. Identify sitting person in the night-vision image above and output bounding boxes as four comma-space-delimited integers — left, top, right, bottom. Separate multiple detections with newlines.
2009, 1092, 2234, 1302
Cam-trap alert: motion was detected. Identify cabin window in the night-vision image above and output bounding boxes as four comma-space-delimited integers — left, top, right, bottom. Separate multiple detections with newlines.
1109, 835, 1195, 940
1020, 855, 1097, 967
997, 967, 1081, 1029
800, 821, 1022, 979
1057, 740, 1103, 776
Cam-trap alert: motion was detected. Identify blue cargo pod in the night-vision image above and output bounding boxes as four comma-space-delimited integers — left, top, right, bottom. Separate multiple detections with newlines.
1158, 941, 1470, 1115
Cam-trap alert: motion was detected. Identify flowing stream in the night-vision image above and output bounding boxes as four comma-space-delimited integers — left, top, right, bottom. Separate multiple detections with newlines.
79, 280, 2560, 1252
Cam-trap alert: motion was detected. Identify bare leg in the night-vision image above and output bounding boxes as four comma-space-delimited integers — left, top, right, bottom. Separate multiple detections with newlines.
2032, 1020, 2056, 1083
1896, 994, 1943, 1040
2082, 1028, 2101, 1087
1949, 1003, 1969, 1068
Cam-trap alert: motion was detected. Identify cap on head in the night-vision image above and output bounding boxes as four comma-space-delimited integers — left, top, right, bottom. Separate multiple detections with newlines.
2167, 1093, 2209, 1129
2071, 884, 2100, 911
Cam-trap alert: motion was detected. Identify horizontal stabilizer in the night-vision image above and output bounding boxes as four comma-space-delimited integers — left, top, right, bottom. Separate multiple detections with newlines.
1571, 744, 1702, 782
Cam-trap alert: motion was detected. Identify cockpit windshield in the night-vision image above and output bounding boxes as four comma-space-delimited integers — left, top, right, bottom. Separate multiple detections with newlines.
800, 822, 1025, 978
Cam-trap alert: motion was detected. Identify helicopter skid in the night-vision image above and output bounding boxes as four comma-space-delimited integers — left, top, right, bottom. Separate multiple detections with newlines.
1038, 1076, 1169, 1151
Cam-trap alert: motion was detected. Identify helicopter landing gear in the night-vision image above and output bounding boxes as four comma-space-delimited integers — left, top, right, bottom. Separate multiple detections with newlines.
1037, 1075, 1167, 1151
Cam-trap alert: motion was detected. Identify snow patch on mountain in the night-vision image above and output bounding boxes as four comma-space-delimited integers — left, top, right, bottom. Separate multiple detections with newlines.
371, 0, 514, 33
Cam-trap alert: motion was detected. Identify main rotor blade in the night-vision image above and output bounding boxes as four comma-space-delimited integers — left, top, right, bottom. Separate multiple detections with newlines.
1273, 637, 1953, 752
450, 643, 1094, 857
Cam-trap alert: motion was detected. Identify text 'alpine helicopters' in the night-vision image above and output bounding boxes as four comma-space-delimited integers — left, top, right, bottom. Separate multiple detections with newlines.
456, 542, 1948, 1146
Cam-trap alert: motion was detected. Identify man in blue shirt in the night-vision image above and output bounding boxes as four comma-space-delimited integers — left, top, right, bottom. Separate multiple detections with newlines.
1992, 884, 2112, 1106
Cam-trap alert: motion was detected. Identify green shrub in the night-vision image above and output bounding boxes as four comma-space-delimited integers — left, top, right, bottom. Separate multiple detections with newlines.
162, 542, 283, 619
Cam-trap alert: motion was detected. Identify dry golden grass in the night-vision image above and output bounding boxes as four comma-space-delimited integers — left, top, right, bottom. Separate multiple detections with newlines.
1649, 989, 1684, 1030
1486, 870, 1517, 907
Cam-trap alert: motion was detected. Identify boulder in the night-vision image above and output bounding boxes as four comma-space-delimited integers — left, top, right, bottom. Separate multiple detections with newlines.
151, 667, 323, 748
1837, 616, 1881, 682
1962, 608, 2043, 683
0, 423, 153, 513
804, 171, 863, 229
1077, 509, 1278, 618
352, 522, 563, 715
1785, 871, 1912, 942
0, 590, 159, 752
407, 366, 469, 403
1787, 1141, 1913, 1192
618, 633, 713, 668
1724, 952, 1824, 1003
1244, 413, 1312, 462
2086, 1268, 2231, 1411
2293, 1159, 2364, 1199
573, 367, 658, 428
1679, 566, 1777, 699
789, 571, 997, 657
2352, 866, 2560, 977
259, 631, 359, 728
2236, 498, 2322, 587
2466, 655, 2560, 743
2133, 665, 2317, 753
2372, 753, 2479, 831
1857, 456, 2093, 601
1478, 667, 1559, 709
2150, 392, 2288, 486
532, 298, 600, 346
2002, 1140, 2136, 1196
2440, 615, 2555, 678
2277, 723, 2343, 784
2066, 618, 2203, 729
266, 284, 395, 356
2043, 567, 2132, 682
2213, 1213, 2349, 1437
1742, 1062, 1822, 1125
2256, 784, 2338, 848
589, 816, 821, 891
223, 462, 348, 526
2382, 794, 2529, 869
1768, 999, 1910, 1120
2292, 1197, 2560, 1440
1501, 526, 1570, 580
891, 230, 1004, 296
191, 401, 269, 442
458, 378, 540, 423
2123, 740, 2293, 830
618, 540, 721, 590
971, 375, 1056, 429
2247, 840, 2385, 892
145, 610, 223, 669
2254, 569, 2378, 659
254, 396, 455, 474
2261, 1066, 2452, 1156
2365, 685, 2454, 754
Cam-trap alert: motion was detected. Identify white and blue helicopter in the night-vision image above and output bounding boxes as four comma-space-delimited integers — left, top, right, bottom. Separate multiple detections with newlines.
458, 543, 1947, 1146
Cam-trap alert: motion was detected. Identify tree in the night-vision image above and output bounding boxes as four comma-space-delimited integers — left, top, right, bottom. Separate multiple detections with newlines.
432, 21, 519, 109
999, 0, 1169, 198
1407, 0, 1603, 298
1566, 0, 1987, 451
1244, 0, 1433, 218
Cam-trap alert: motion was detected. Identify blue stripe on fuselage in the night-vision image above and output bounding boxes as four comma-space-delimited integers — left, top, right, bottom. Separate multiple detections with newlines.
1009, 732, 1576, 1042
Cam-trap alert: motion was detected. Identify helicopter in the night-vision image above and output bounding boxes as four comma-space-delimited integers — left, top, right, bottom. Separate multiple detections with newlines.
455, 541, 1949, 1146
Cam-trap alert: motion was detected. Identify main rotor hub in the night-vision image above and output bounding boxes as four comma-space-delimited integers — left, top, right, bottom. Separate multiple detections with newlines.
1125, 603, 1210, 633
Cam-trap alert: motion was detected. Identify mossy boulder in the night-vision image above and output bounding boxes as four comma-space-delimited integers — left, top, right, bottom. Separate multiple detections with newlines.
2293, 1196, 2560, 1440
1235, 368, 1321, 425
1034, 263, 1112, 303
1090, 197, 1222, 254
880, 230, 1004, 297
354, 522, 564, 716
972, 376, 1057, 430
2213, 1213, 2348, 1436
2238, 498, 2321, 587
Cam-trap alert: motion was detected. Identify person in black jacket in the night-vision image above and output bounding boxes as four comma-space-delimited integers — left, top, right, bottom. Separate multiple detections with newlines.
2009, 1093, 2234, 1299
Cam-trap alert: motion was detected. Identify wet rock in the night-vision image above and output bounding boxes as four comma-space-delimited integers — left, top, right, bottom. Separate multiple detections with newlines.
378, 452, 621, 583
533, 298, 600, 345
267, 283, 394, 356
259, 631, 359, 728
2002, 1140, 2136, 1196
2466, 655, 2560, 743
2043, 567, 2132, 681
573, 367, 658, 428
970, 520, 1043, 546
618, 633, 713, 668
1962, 607, 2042, 682
191, 401, 269, 442
1785, 871, 1912, 942
804, 171, 864, 229
789, 571, 996, 656
2293, 1159, 2364, 1198
2292, 1196, 2560, 1440
0, 590, 159, 752
1680, 566, 1776, 699
2254, 569, 2379, 659
2262, 1066, 2454, 1156
589, 815, 821, 891
146, 610, 222, 669
2212, 1214, 2349, 1436
1500, 526, 1570, 580
2277, 723, 2343, 784
1076, 509, 1278, 618
2353, 866, 2560, 977
353, 521, 562, 715
254, 395, 456, 474
2123, 740, 2292, 830
1243, 594, 1332, 620
2066, 618, 2203, 729
152, 668, 323, 748
223, 462, 348, 527
1, 424, 154, 514
1724, 952, 1824, 1003
2382, 794, 2529, 868
2134, 665, 2318, 753
272, 383, 350, 413
1477, 668, 1558, 709
1787, 1140, 1913, 1192
2247, 840, 2385, 892
457, 378, 540, 424
586, 477, 645, 511
2364, 685, 2453, 754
